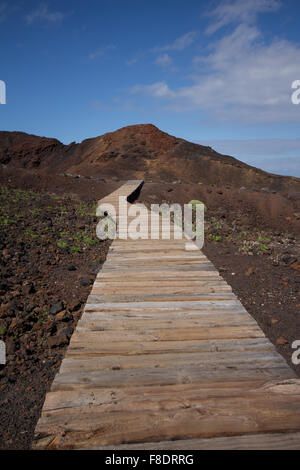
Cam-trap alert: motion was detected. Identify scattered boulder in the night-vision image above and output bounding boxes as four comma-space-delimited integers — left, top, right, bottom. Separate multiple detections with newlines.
47, 333, 69, 349
66, 264, 77, 271
49, 301, 64, 315
55, 311, 72, 322
69, 300, 82, 312
80, 277, 93, 287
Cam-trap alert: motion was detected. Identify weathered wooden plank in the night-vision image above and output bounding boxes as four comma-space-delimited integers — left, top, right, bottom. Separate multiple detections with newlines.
88, 295, 237, 304
88, 432, 300, 450
91, 286, 232, 296
70, 324, 264, 344
93, 279, 228, 286
36, 378, 300, 413
67, 337, 275, 358
50, 363, 293, 391
59, 349, 287, 374
76, 314, 259, 331
34, 379, 300, 449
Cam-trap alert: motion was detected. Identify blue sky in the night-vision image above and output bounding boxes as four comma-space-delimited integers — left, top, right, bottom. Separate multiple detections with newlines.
1, 0, 300, 176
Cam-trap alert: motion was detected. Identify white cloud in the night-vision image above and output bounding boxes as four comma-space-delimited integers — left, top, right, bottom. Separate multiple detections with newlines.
132, 22, 300, 124
26, 3, 67, 25
206, 0, 281, 34
89, 44, 116, 61
131, 82, 174, 98
154, 31, 197, 52
155, 53, 173, 68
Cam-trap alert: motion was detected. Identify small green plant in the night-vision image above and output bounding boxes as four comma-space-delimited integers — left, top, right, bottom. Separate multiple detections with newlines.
237, 231, 248, 239
0, 214, 16, 225
72, 232, 81, 240
258, 236, 271, 243
37, 311, 49, 325
75, 204, 87, 215
24, 229, 38, 238
207, 234, 222, 242
258, 244, 270, 251
57, 240, 68, 248
71, 246, 81, 252
83, 236, 93, 245
30, 208, 41, 216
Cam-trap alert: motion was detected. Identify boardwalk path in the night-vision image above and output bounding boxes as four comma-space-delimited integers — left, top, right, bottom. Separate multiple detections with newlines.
33, 181, 300, 450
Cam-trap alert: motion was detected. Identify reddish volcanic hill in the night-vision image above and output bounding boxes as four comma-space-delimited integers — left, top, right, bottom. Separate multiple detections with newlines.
1, 124, 300, 193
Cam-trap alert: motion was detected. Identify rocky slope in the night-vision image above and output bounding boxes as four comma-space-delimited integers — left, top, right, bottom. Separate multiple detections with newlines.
0, 185, 111, 449
1, 124, 300, 193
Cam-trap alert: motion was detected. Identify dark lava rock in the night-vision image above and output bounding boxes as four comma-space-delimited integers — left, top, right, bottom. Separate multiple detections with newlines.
80, 277, 93, 287
281, 254, 297, 265
0, 282, 10, 292
5, 338, 15, 355
22, 282, 36, 295
47, 334, 69, 349
49, 301, 64, 315
88, 262, 101, 274
69, 301, 81, 312
66, 264, 77, 271
59, 326, 74, 339
55, 311, 73, 322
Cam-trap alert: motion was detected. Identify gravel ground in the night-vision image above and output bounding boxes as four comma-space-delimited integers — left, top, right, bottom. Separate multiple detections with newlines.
0, 185, 110, 449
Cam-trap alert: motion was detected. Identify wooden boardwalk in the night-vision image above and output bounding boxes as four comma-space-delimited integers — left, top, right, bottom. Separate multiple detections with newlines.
33, 181, 300, 450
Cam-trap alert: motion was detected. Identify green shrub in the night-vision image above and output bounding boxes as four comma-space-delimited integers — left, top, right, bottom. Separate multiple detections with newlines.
57, 240, 68, 248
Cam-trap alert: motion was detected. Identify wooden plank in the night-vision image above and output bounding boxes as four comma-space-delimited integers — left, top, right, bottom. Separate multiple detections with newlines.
67, 337, 275, 358
70, 325, 264, 344
85, 300, 247, 310
37, 378, 300, 413
50, 364, 293, 391
34, 379, 300, 449
59, 349, 287, 374
76, 314, 259, 330
87, 432, 300, 450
